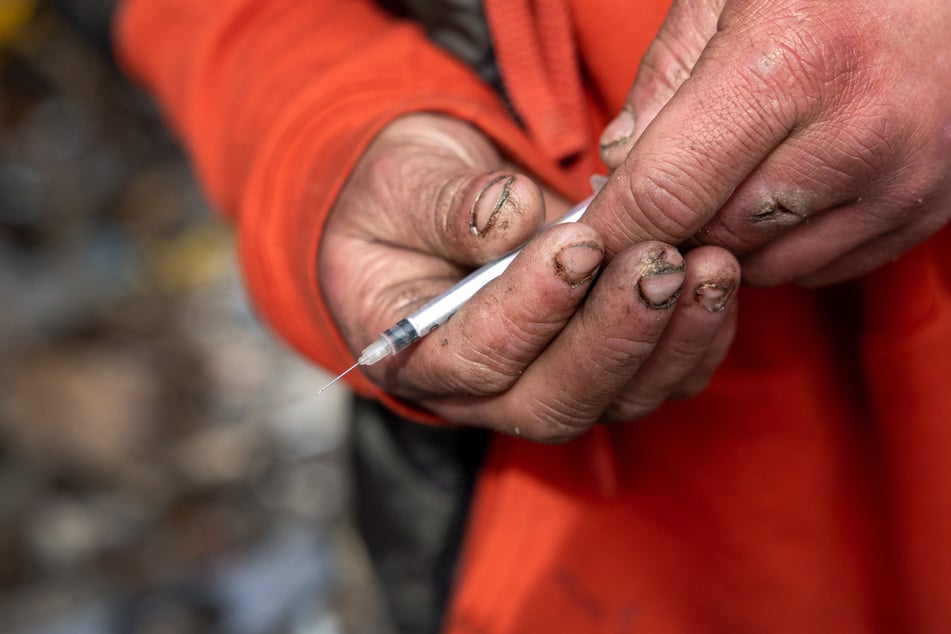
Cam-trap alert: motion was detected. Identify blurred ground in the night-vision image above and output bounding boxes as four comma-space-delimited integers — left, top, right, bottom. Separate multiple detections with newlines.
0, 2, 391, 632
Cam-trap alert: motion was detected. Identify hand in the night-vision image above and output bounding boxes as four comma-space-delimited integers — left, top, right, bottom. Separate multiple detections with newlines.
318, 114, 740, 441
593, 0, 951, 286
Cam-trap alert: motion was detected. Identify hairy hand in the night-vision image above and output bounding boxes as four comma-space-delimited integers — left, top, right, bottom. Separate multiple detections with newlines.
319, 114, 740, 441
593, 0, 951, 286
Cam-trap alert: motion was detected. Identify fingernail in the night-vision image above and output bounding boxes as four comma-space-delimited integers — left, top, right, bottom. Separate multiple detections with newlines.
555, 242, 604, 286
637, 248, 685, 309
694, 280, 737, 313
599, 107, 635, 167
471, 174, 515, 236
638, 271, 684, 308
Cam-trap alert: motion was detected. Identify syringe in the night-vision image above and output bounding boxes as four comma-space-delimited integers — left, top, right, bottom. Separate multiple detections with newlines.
317, 194, 594, 393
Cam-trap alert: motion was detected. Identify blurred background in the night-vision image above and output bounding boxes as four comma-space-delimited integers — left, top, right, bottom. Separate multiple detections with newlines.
0, 1, 390, 632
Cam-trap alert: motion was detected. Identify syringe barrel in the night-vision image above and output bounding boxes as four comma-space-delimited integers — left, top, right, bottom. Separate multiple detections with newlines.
381, 318, 419, 353
406, 251, 518, 336
358, 320, 417, 366
404, 195, 593, 337
371, 195, 594, 359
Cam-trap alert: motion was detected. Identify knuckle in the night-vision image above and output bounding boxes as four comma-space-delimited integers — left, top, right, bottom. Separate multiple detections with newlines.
854, 109, 950, 223
434, 316, 557, 397
651, 336, 707, 370
522, 397, 594, 444
439, 349, 518, 396
696, 215, 759, 252
597, 334, 658, 370
638, 36, 695, 105
739, 14, 871, 117
388, 352, 513, 400
603, 353, 715, 420
622, 163, 713, 243
701, 197, 803, 252
820, 105, 900, 183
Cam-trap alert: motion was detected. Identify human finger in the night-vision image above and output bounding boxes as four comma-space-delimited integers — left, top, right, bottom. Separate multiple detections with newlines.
599, 0, 723, 168
793, 209, 951, 287
685, 114, 890, 257
338, 114, 546, 267
320, 114, 555, 359
429, 242, 686, 442
366, 221, 606, 401
587, 0, 887, 256
604, 245, 740, 421
743, 195, 951, 287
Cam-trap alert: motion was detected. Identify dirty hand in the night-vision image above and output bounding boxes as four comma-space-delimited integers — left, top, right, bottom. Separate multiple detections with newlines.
318, 114, 740, 441
593, 0, 951, 286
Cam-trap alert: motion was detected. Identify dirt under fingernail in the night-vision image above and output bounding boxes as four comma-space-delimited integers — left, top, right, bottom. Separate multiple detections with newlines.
638, 271, 684, 308
471, 174, 515, 236
599, 107, 636, 167
694, 280, 737, 313
554, 242, 604, 287
636, 247, 685, 309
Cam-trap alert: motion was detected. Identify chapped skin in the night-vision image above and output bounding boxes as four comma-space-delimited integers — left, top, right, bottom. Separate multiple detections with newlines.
321, 115, 740, 441
591, 0, 951, 288
320, 0, 950, 439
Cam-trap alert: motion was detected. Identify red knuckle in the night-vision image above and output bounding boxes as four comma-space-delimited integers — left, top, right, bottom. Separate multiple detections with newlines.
621, 165, 711, 244
740, 15, 871, 116
444, 354, 518, 396
638, 37, 695, 105
524, 400, 593, 444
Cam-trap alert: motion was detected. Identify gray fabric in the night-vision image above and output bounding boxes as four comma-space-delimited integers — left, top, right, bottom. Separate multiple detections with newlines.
351, 397, 488, 634
376, 0, 503, 94
390, 0, 490, 65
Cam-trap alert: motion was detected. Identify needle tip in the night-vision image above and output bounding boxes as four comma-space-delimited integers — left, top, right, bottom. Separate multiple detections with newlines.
318, 362, 359, 395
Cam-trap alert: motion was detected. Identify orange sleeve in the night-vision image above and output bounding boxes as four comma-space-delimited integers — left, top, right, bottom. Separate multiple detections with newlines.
115, 0, 564, 422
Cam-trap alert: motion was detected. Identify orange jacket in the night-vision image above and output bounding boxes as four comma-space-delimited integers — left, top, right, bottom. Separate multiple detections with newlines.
117, 0, 951, 631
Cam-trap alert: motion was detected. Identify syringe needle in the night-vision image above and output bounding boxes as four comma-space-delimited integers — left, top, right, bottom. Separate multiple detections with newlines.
316, 332, 399, 395
317, 194, 596, 396
318, 362, 360, 394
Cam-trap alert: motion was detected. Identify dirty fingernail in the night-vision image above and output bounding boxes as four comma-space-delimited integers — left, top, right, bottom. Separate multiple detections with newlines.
599, 107, 636, 168
694, 281, 737, 313
636, 248, 685, 308
471, 174, 516, 236
555, 242, 604, 286
638, 271, 685, 308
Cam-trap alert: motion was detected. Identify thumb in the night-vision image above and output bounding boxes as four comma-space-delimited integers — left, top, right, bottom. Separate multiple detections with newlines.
348, 114, 547, 267
599, 0, 724, 169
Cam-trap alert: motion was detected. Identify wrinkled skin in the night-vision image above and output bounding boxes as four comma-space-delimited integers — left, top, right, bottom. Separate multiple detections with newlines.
319, 115, 740, 442
320, 0, 950, 441
593, 0, 951, 286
